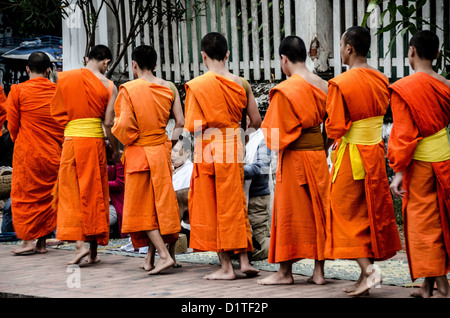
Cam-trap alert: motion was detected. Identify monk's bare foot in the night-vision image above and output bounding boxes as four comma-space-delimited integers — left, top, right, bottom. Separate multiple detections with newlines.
241, 264, 260, 278
257, 272, 294, 285
348, 274, 382, 297
34, 238, 47, 254
86, 246, 100, 264
148, 257, 175, 275
139, 255, 154, 271
307, 275, 327, 285
410, 277, 435, 298
86, 255, 101, 264
203, 268, 236, 280
68, 246, 90, 265
12, 241, 35, 255
343, 282, 359, 293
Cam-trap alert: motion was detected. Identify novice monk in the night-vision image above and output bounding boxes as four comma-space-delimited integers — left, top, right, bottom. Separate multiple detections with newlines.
388, 30, 450, 298
50, 45, 120, 265
185, 32, 262, 280
257, 36, 330, 286
324, 26, 402, 296
7, 52, 64, 254
112, 45, 184, 275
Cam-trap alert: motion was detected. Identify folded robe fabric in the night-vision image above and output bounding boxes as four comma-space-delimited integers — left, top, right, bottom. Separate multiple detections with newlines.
261, 74, 330, 264
50, 68, 113, 245
324, 68, 402, 261
184, 71, 253, 253
7, 77, 64, 240
388, 72, 450, 281
112, 78, 181, 248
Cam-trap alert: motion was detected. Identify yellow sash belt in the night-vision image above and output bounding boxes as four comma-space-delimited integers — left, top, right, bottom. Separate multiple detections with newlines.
413, 127, 450, 162
64, 118, 104, 138
332, 116, 384, 183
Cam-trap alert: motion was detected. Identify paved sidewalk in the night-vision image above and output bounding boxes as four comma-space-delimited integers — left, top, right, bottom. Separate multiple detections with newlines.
0, 242, 414, 300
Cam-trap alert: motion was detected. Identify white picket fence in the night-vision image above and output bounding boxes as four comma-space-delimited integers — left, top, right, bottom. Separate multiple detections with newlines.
62, 0, 449, 83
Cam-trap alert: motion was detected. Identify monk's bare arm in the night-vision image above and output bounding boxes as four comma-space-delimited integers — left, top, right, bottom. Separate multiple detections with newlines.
246, 85, 262, 132
171, 88, 185, 145
104, 85, 120, 163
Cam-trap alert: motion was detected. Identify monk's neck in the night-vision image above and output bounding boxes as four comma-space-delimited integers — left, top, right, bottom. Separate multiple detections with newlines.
28, 73, 48, 80
411, 60, 435, 76
205, 59, 229, 76
137, 71, 158, 83
85, 63, 103, 77
346, 56, 372, 70
288, 63, 309, 77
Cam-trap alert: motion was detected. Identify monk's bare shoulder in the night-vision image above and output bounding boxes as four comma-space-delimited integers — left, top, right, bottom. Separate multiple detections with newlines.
432, 72, 450, 89
304, 72, 328, 94
227, 73, 245, 88
156, 78, 172, 89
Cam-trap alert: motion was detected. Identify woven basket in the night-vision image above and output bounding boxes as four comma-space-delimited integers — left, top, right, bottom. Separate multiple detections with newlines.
0, 167, 12, 198
175, 233, 188, 254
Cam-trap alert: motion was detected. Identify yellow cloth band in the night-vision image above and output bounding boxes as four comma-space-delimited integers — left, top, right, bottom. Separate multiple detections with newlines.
413, 127, 450, 162
64, 118, 104, 138
332, 116, 384, 183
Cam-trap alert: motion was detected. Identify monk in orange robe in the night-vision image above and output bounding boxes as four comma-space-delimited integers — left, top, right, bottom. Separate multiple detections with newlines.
185, 32, 261, 280
324, 26, 402, 296
112, 45, 184, 274
6, 52, 64, 254
50, 45, 120, 265
388, 30, 450, 298
0, 85, 6, 133
257, 36, 329, 286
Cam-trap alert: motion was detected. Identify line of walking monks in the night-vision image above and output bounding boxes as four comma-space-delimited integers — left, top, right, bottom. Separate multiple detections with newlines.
0, 26, 449, 298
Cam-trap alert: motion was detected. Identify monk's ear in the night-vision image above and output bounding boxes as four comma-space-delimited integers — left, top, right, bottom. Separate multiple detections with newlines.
408, 46, 416, 58
435, 49, 441, 61
225, 50, 230, 61
25, 66, 31, 74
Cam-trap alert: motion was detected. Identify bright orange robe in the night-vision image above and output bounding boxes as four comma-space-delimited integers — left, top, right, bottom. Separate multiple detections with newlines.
112, 79, 180, 248
325, 68, 401, 261
50, 69, 113, 246
0, 86, 6, 135
184, 71, 253, 253
7, 78, 64, 240
261, 74, 329, 264
388, 72, 450, 281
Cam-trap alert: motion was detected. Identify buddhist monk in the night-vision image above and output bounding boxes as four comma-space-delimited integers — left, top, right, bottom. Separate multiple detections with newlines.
257, 36, 330, 285
184, 32, 261, 280
112, 45, 184, 274
50, 45, 120, 265
6, 52, 64, 254
0, 85, 6, 134
388, 30, 450, 298
324, 26, 402, 296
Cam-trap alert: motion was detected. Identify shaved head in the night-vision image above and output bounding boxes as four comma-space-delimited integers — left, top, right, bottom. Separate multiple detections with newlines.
279, 35, 307, 63
343, 26, 371, 57
28, 51, 51, 74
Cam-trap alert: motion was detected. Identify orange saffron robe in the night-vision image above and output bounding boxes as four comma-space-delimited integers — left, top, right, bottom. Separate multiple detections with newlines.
184, 71, 253, 253
50, 69, 113, 246
325, 68, 402, 261
261, 74, 330, 264
7, 77, 64, 240
112, 79, 180, 248
0, 85, 7, 135
388, 72, 450, 281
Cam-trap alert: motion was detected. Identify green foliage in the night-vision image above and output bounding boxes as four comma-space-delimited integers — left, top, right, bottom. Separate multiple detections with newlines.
362, 0, 449, 77
0, 0, 69, 36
